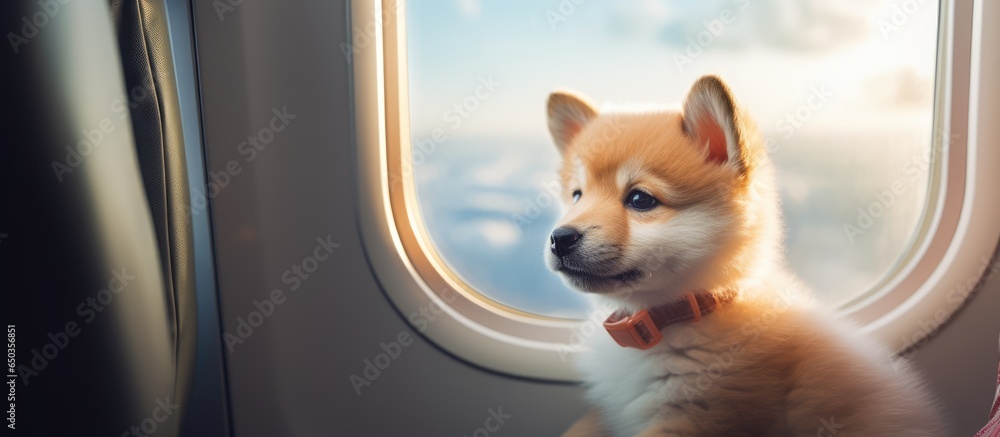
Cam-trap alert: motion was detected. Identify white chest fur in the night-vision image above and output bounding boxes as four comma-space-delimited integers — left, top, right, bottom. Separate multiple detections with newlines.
573, 301, 945, 437
576, 318, 723, 437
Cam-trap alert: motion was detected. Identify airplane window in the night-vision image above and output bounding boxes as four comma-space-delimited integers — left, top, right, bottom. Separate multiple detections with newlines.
404, 0, 940, 318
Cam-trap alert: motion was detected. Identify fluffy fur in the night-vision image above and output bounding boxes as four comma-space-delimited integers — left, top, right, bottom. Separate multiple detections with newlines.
545, 76, 945, 436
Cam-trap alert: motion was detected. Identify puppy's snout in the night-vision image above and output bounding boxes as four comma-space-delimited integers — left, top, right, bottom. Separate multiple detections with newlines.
550, 227, 583, 257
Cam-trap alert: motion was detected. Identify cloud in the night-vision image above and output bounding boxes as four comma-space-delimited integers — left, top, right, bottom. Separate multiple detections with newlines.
467, 155, 523, 186
454, 0, 481, 19
464, 192, 525, 214
452, 219, 520, 249
479, 220, 520, 247
745, 0, 878, 51
611, 0, 881, 52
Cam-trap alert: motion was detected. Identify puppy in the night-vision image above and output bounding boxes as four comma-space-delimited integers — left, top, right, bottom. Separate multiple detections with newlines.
544, 75, 945, 436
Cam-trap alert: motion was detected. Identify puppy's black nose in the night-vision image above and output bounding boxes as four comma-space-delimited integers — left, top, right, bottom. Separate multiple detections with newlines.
550, 227, 582, 257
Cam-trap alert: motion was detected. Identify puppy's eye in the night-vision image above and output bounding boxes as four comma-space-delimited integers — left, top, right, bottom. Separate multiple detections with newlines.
572, 190, 582, 204
626, 190, 657, 211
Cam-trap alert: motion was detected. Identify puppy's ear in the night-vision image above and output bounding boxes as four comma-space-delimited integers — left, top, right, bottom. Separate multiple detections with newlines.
547, 91, 597, 154
682, 75, 747, 172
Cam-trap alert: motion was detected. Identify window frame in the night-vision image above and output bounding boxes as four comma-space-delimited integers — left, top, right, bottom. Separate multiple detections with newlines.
352, 0, 1000, 381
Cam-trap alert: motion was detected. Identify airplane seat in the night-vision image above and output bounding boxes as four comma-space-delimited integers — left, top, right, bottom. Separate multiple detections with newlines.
108, 0, 198, 422
0, 0, 195, 435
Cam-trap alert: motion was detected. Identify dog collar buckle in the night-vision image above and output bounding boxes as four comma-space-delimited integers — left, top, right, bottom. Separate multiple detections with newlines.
603, 309, 662, 350
602, 292, 725, 350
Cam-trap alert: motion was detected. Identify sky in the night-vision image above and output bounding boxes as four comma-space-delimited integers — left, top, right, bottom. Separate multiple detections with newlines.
407, 0, 939, 140
404, 0, 941, 318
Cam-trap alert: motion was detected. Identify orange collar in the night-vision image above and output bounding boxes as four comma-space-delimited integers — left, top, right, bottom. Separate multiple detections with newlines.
603, 292, 726, 350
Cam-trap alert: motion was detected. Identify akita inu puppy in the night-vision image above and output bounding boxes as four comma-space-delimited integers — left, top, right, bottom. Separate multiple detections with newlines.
545, 75, 944, 436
